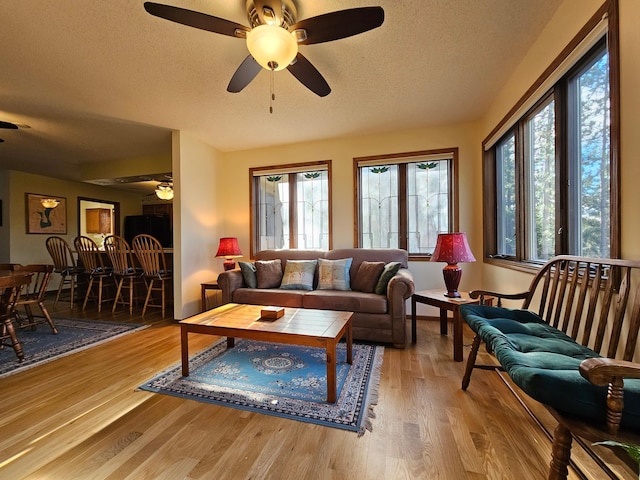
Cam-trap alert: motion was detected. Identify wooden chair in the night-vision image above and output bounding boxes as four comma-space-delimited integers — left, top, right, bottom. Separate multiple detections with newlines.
0, 264, 21, 271
73, 236, 114, 312
0, 273, 32, 361
104, 235, 143, 314
12, 264, 58, 334
132, 234, 172, 318
45, 236, 83, 308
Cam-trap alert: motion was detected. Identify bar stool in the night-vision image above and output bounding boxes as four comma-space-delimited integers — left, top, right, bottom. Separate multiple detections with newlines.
104, 235, 143, 314
132, 234, 172, 318
45, 236, 83, 308
74, 236, 114, 312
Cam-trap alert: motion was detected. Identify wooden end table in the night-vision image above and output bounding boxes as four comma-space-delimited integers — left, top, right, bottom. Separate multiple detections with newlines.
180, 303, 353, 403
411, 289, 492, 362
200, 280, 221, 312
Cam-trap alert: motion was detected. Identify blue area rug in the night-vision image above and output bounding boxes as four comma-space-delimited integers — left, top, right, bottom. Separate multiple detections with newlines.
0, 318, 148, 378
139, 339, 384, 435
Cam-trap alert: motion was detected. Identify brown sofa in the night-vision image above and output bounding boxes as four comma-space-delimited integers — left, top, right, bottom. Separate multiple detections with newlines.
217, 248, 415, 348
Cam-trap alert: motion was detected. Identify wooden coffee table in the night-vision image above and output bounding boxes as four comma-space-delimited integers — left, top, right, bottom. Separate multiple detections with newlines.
179, 303, 353, 403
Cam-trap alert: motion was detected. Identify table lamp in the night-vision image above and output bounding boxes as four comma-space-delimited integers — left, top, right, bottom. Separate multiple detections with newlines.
216, 237, 243, 271
430, 232, 476, 298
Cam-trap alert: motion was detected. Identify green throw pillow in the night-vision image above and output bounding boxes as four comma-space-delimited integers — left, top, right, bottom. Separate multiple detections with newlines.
374, 262, 401, 295
238, 261, 257, 288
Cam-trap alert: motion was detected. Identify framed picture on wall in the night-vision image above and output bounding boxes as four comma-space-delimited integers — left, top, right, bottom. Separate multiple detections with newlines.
25, 193, 67, 234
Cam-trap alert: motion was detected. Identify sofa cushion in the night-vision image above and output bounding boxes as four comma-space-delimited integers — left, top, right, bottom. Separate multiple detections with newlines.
317, 258, 352, 291
374, 262, 402, 295
280, 260, 317, 291
351, 261, 385, 293
302, 290, 387, 314
238, 261, 257, 288
461, 304, 640, 429
233, 288, 303, 308
255, 260, 283, 289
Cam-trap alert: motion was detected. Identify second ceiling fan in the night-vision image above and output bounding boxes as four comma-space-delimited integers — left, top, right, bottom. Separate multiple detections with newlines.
143, 1, 385, 97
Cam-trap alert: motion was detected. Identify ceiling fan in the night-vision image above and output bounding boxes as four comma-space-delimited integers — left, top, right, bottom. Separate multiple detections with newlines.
143, 1, 385, 97
0, 120, 18, 143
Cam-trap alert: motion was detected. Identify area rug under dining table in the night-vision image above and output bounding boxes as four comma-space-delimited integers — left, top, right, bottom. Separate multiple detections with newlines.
0, 318, 148, 379
139, 338, 384, 435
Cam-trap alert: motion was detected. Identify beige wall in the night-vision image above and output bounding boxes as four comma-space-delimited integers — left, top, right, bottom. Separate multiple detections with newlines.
2, 170, 143, 266
478, 0, 640, 297
173, 131, 220, 319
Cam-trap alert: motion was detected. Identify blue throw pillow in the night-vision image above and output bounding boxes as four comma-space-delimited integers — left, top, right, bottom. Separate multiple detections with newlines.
238, 261, 257, 288
280, 260, 317, 290
317, 258, 352, 291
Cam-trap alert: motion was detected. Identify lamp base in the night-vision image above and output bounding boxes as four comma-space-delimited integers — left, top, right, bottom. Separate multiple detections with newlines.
223, 259, 236, 271
442, 263, 462, 298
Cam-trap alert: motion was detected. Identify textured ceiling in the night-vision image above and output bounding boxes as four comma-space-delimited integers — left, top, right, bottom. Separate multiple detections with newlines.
0, 0, 563, 184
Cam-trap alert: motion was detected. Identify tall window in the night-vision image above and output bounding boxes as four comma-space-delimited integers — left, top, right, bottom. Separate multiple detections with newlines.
250, 161, 331, 257
486, 19, 617, 265
355, 149, 457, 258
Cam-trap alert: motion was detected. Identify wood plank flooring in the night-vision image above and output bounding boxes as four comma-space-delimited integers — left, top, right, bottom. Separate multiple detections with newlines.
0, 298, 635, 479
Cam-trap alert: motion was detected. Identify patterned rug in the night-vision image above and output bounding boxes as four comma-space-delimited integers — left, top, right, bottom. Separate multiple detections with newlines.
0, 318, 148, 378
139, 339, 384, 435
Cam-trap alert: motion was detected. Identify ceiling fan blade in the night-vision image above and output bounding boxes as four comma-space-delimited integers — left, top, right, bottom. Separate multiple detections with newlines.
0, 138, 4, 143
227, 56, 262, 93
144, 2, 249, 38
287, 53, 330, 97
253, 0, 283, 26
291, 7, 384, 45
0, 120, 18, 129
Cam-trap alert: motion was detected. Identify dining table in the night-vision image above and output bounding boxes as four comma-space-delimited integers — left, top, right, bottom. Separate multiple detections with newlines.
0, 270, 33, 361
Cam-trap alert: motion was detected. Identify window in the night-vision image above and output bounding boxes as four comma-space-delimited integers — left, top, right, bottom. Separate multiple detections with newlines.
250, 161, 332, 257
484, 3, 618, 266
355, 149, 457, 258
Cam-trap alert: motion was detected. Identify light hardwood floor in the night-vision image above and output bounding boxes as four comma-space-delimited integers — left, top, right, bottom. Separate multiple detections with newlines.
0, 298, 636, 479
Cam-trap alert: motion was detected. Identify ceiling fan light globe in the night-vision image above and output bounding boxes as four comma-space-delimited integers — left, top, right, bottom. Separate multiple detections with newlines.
246, 24, 298, 71
155, 183, 174, 200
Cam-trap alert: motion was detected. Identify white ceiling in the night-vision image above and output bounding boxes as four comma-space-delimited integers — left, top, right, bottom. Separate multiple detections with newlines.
0, 0, 563, 185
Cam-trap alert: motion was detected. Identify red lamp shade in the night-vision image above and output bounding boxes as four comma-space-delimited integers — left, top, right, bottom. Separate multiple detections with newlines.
215, 237, 243, 271
430, 232, 476, 298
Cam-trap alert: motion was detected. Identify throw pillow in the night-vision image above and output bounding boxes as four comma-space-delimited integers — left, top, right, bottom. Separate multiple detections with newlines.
351, 261, 385, 293
238, 261, 257, 288
317, 258, 353, 291
280, 260, 317, 290
255, 259, 283, 289
374, 262, 402, 295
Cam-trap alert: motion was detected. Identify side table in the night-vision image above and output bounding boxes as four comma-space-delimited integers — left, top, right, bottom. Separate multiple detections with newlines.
411, 289, 492, 362
200, 280, 221, 312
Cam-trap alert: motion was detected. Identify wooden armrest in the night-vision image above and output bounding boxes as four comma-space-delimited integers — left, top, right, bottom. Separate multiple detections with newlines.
469, 289, 530, 301
579, 357, 640, 386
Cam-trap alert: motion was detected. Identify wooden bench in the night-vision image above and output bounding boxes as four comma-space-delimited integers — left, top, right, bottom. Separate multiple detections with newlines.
460, 255, 640, 480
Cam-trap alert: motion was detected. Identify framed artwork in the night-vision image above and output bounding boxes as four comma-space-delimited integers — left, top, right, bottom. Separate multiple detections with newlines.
25, 193, 67, 234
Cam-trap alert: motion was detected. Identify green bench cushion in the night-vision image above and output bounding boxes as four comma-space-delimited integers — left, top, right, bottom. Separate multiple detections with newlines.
461, 304, 640, 429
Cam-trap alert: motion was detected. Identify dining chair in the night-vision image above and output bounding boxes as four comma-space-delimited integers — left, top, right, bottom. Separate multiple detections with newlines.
0, 264, 21, 271
12, 264, 58, 334
132, 234, 172, 318
45, 236, 83, 308
0, 273, 32, 361
104, 235, 143, 315
73, 236, 114, 312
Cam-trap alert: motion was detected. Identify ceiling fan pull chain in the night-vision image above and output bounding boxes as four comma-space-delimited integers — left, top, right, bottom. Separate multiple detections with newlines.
269, 68, 275, 114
